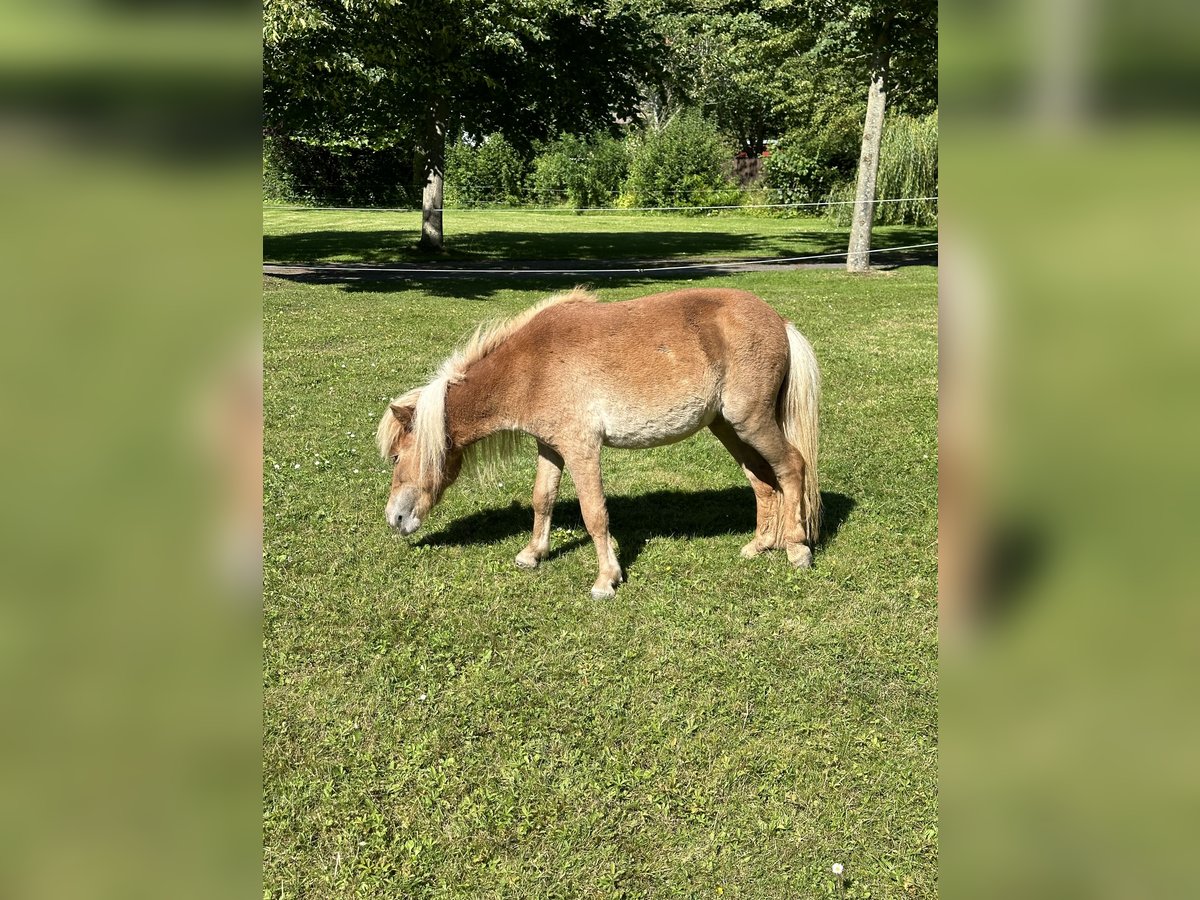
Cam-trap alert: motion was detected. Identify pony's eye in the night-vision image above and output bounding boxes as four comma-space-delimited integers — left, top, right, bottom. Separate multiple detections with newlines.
389, 454, 399, 465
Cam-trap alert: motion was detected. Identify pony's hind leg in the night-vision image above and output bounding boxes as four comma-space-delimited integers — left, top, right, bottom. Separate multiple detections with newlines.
516, 442, 563, 570
709, 419, 784, 558
727, 414, 813, 568
562, 449, 623, 599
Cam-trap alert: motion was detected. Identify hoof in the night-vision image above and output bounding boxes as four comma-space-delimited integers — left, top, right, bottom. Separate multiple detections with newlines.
740, 540, 765, 559
787, 544, 813, 568
590, 584, 617, 600
514, 549, 541, 569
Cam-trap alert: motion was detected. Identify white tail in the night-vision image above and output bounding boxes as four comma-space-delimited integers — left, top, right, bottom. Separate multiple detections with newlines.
778, 323, 821, 545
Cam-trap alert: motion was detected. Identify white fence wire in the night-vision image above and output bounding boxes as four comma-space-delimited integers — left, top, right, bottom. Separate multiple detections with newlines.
264, 196, 938, 214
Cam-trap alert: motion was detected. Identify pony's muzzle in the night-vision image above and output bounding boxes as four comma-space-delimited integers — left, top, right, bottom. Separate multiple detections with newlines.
387, 509, 422, 536
386, 487, 422, 535
395, 514, 422, 536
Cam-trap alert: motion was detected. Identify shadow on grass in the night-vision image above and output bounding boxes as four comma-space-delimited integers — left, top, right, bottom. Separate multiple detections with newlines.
263, 232, 937, 305
265, 228, 772, 264
265, 271, 765, 303
417, 488, 855, 575
263, 225, 937, 267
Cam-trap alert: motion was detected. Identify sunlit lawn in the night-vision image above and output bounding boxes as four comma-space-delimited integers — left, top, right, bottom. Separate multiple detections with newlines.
263, 265, 938, 898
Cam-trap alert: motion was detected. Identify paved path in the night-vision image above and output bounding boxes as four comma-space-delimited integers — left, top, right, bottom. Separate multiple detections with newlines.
262, 250, 935, 282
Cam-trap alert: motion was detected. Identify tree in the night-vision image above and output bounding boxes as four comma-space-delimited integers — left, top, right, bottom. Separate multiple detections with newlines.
846, 43, 889, 273
772, 0, 936, 271
264, 0, 658, 250
642, 0, 808, 158
657, 8, 785, 156
838, 3, 936, 272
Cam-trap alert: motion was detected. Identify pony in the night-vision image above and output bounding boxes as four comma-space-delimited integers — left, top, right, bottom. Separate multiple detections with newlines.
377, 287, 820, 599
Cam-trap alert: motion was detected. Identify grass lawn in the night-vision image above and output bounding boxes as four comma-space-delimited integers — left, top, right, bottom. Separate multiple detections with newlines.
263, 266, 938, 898
263, 206, 937, 266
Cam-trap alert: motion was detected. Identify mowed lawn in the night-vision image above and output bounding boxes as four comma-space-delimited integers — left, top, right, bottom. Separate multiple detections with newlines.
263, 205, 937, 266
263, 267, 938, 898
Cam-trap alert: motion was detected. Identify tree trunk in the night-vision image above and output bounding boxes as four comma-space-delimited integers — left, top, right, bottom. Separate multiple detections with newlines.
417, 115, 446, 252
419, 169, 444, 252
847, 53, 888, 273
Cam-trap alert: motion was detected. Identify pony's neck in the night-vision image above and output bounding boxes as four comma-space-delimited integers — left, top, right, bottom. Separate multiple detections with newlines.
443, 362, 514, 450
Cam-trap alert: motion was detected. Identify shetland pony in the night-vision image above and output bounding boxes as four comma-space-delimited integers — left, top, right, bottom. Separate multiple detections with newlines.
377, 288, 820, 599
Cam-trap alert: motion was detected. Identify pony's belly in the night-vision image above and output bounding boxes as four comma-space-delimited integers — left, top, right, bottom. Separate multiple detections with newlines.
599, 398, 715, 449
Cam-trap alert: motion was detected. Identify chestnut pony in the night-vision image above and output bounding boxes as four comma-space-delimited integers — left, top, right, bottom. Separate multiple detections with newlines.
377, 287, 820, 598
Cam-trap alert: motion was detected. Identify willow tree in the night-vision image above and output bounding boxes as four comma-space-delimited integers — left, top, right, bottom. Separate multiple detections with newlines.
264, 0, 657, 250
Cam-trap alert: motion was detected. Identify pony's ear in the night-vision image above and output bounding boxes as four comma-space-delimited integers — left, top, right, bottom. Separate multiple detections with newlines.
390, 403, 415, 431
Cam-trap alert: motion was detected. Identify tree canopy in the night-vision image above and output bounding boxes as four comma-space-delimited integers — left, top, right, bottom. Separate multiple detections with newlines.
264, 0, 935, 156
264, 0, 660, 152
630, 0, 935, 158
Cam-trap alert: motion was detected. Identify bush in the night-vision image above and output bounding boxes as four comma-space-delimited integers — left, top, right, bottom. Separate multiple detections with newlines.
825, 111, 938, 227
763, 135, 842, 210
445, 133, 529, 207
531, 133, 629, 208
263, 136, 417, 207
624, 109, 733, 209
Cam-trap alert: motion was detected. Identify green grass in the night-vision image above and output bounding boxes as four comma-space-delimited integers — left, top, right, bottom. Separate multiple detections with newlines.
262, 206, 937, 265
264, 267, 938, 899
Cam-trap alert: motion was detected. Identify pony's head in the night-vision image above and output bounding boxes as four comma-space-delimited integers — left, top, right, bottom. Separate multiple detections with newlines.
376, 385, 462, 536
376, 290, 595, 537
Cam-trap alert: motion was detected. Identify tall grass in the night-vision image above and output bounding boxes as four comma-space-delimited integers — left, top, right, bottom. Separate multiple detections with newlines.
826, 111, 938, 226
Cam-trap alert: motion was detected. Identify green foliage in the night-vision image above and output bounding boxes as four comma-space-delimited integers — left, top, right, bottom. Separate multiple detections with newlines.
874, 110, 938, 225
263, 136, 417, 207
445, 134, 530, 207
784, 0, 938, 108
654, 6, 791, 156
625, 110, 734, 209
530, 133, 630, 208
262, 0, 937, 223
646, 0, 937, 161
822, 180, 857, 227
825, 111, 938, 226
763, 136, 843, 208
264, 0, 659, 158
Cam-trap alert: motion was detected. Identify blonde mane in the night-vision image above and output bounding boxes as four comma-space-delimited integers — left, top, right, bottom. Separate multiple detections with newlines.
377, 288, 597, 477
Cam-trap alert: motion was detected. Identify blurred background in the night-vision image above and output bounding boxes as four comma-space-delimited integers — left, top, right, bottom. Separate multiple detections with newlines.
941, 0, 1200, 896
2, 0, 1199, 896
0, 2, 260, 899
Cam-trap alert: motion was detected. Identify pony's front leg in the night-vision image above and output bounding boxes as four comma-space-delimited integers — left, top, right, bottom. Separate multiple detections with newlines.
564, 451, 623, 599
515, 442, 563, 570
